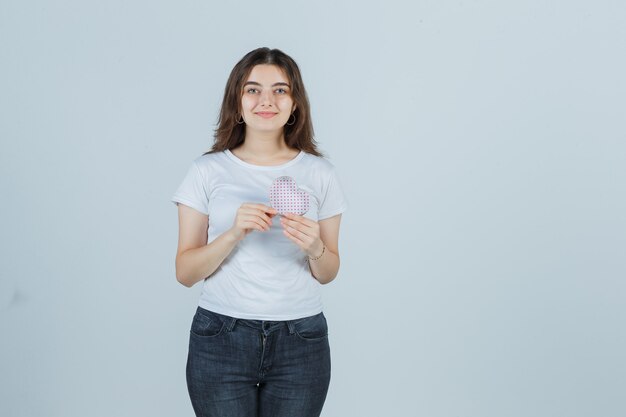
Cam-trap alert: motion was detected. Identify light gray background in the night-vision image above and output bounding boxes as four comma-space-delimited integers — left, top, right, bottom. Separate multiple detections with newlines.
1, 1, 624, 416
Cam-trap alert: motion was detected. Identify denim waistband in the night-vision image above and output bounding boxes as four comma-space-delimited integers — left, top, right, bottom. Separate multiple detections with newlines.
197, 306, 324, 334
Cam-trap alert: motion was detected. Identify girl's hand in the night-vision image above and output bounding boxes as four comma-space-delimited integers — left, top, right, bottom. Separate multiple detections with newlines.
280, 212, 324, 258
228, 203, 278, 242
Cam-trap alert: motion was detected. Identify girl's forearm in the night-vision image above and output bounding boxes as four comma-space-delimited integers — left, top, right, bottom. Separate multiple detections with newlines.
308, 247, 340, 285
175, 231, 239, 288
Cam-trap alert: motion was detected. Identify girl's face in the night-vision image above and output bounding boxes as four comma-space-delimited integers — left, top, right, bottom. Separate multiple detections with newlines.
240, 64, 296, 133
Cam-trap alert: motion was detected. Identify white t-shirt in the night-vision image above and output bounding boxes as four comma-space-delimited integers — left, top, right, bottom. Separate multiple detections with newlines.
171, 149, 349, 320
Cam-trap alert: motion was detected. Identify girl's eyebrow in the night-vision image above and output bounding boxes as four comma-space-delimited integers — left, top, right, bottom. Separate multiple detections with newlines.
243, 81, 291, 88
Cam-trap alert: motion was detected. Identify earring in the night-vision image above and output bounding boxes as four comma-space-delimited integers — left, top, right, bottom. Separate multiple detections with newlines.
286, 113, 296, 126
236, 114, 245, 124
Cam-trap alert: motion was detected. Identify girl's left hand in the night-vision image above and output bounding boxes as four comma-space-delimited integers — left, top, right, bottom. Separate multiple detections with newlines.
280, 212, 324, 258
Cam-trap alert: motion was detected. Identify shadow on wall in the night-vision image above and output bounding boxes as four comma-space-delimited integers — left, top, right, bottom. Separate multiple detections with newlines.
0, 281, 25, 311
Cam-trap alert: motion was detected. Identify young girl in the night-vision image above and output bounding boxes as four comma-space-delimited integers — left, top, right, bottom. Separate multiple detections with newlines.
171, 47, 348, 417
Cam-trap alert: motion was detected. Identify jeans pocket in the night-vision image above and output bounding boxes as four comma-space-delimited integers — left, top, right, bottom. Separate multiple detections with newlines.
293, 312, 328, 341
190, 308, 225, 338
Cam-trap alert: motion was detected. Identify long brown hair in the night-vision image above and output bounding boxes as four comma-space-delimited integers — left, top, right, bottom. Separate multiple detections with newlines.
203, 47, 324, 158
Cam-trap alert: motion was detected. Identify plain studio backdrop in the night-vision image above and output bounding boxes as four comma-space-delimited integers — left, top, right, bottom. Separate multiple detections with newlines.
1, 1, 624, 416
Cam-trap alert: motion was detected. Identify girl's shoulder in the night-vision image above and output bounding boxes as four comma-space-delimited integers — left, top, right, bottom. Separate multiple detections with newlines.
300, 151, 337, 171
193, 150, 228, 167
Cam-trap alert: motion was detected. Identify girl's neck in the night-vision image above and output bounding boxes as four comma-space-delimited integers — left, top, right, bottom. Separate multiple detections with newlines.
237, 130, 293, 160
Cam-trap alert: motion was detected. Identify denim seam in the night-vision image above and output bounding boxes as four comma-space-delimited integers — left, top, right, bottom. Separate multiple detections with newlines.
226, 317, 237, 332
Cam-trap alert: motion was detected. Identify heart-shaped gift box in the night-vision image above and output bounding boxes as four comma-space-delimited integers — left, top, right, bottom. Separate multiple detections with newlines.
269, 176, 310, 215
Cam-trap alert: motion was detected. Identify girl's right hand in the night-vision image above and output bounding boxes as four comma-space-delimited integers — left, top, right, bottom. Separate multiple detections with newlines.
228, 203, 278, 242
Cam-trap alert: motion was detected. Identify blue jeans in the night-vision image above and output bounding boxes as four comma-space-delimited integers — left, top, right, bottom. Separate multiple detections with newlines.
186, 306, 331, 417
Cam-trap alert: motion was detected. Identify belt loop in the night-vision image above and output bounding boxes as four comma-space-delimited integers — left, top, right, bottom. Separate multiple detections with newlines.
226, 317, 237, 332
286, 320, 295, 335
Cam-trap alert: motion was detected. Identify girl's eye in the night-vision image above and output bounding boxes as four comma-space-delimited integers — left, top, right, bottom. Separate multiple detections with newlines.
246, 88, 259, 94
275, 88, 288, 94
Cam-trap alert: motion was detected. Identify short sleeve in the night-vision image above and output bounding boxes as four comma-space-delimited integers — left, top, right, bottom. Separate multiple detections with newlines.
318, 167, 349, 220
171, 160, 209, 215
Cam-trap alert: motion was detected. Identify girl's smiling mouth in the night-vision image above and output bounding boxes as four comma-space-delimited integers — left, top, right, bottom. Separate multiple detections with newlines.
256, 112, 278, 118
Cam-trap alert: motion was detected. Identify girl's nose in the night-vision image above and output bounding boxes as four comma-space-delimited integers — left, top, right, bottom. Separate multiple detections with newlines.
260, 89, 273, 105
